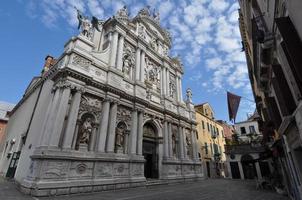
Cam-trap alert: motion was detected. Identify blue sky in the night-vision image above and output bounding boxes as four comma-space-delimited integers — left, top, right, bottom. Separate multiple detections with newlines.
0, 0, 255, 122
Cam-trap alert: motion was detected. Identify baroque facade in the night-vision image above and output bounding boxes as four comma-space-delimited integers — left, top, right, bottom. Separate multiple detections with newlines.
195, 103, 227, 178
238, 0, 302, 199
0, 7, 202, 196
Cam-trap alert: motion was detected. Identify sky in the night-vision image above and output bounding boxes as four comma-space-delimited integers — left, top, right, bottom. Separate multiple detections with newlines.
0, 0, 255, 122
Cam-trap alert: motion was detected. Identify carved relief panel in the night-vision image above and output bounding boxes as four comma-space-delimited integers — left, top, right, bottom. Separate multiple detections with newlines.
144, 56, 161, 93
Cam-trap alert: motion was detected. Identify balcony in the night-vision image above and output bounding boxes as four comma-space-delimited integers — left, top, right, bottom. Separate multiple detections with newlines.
225, 144, 265, 155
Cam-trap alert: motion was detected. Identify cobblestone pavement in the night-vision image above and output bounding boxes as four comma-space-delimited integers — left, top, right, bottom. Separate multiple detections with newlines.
0, 177, 289, 200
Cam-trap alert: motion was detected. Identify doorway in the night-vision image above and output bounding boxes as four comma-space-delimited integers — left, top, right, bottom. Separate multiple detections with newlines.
230, 162, 240, 179
143, 122, 158, 179
143, 140, 158, 178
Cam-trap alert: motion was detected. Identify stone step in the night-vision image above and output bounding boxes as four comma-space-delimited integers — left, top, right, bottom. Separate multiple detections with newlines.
146, 179, 169, 187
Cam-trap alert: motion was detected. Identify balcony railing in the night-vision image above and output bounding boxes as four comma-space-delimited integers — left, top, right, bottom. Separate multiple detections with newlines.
225, 144, 265, 154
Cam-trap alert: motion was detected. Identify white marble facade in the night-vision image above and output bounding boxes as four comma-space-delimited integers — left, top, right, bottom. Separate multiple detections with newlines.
0, 7, 202, 196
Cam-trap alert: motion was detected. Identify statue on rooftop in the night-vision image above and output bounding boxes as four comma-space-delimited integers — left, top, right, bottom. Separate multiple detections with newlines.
186, 88, 193, 103
75, 7, 101, 39
116, 5, 128, 18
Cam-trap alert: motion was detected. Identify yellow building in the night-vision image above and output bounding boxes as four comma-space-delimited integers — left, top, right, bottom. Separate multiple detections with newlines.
195, 103, 227, 178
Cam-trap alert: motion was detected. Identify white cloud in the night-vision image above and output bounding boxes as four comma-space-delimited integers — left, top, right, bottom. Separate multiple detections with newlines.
87, 0, 104, 18
206, 58, 223, 70
209, 0, 229, 12
20, 0, 252, 120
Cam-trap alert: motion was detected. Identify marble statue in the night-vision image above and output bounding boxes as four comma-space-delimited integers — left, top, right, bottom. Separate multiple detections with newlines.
185, 133, 191, 156
79, 117, 93, 144
117, 5, 128, 17
186, 88, 193, 103
169, 82, 176, 98
115, 126, 125, 148
153, 10, 160, 22
172, 132, 176, 156
75, 7, 101, 38
138, 24, 146, 39
122, 46, 135, 77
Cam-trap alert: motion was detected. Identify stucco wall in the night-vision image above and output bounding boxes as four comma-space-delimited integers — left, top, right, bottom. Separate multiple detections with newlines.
0, 83, 41, 176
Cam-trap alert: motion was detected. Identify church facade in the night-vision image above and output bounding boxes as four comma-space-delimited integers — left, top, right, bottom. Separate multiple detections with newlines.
0, 7, 202, 196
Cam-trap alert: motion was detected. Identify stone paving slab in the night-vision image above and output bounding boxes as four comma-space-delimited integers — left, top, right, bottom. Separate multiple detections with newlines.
0, 177, 289, 200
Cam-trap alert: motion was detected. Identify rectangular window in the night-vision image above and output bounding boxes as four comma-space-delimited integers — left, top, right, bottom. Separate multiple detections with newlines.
202, 121, 205, 129
249, 126, 255, 133
240, 127, 246, 134
196, 131, 199, 140
207, 123, 210, 131
210, 143, 213, 154
210, 124, 213, 134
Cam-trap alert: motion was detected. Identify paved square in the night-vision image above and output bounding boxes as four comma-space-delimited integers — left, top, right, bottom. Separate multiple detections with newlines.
0, 177, 289, 200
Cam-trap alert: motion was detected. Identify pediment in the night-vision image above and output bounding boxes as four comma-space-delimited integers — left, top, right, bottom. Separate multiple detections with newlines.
133, 16, 171, 47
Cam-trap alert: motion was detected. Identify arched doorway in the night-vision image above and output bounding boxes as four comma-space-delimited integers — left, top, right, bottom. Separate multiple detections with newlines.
142, 122, 159, 179
241, 154, 256, 179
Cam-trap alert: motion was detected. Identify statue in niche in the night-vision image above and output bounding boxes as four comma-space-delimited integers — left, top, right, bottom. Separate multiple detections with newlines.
79, 117, 93, 144
172, 132, 176, 157
122, 46, 135, 77
185, 132, 191, 156
150, 38, 158, 51
163, 46, 168, 56
186, 88, 193, 103
169, 82, 176, 98
116, 5, 128, 17
115, 123, 126, 153
138, 24, 146, 39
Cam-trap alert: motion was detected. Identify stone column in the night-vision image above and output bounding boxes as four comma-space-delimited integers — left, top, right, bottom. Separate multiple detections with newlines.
41, 87, 61, 146
176, 76, 180, 101
255, 162, 262, 179
116, 35, 124, 71
62, 89, 82, 149
97, 99, 110, 152
137, 111, 144, 155
89, 126, 97, 151
49, 86, 71, 148
227, 162, 232, 178
135, 48, 141, 81
106, 101, 118, 153
140, 51, 145, 81
109, 31, 119, 67
238, 162, 245, 179
168, 122, 173, 158
178, 125, 184, 159
191, 130, 198, 160
129, 109, 138, 154
162, 67, 166, 96
179, 77, 183, 101
163, 120, 169, 158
